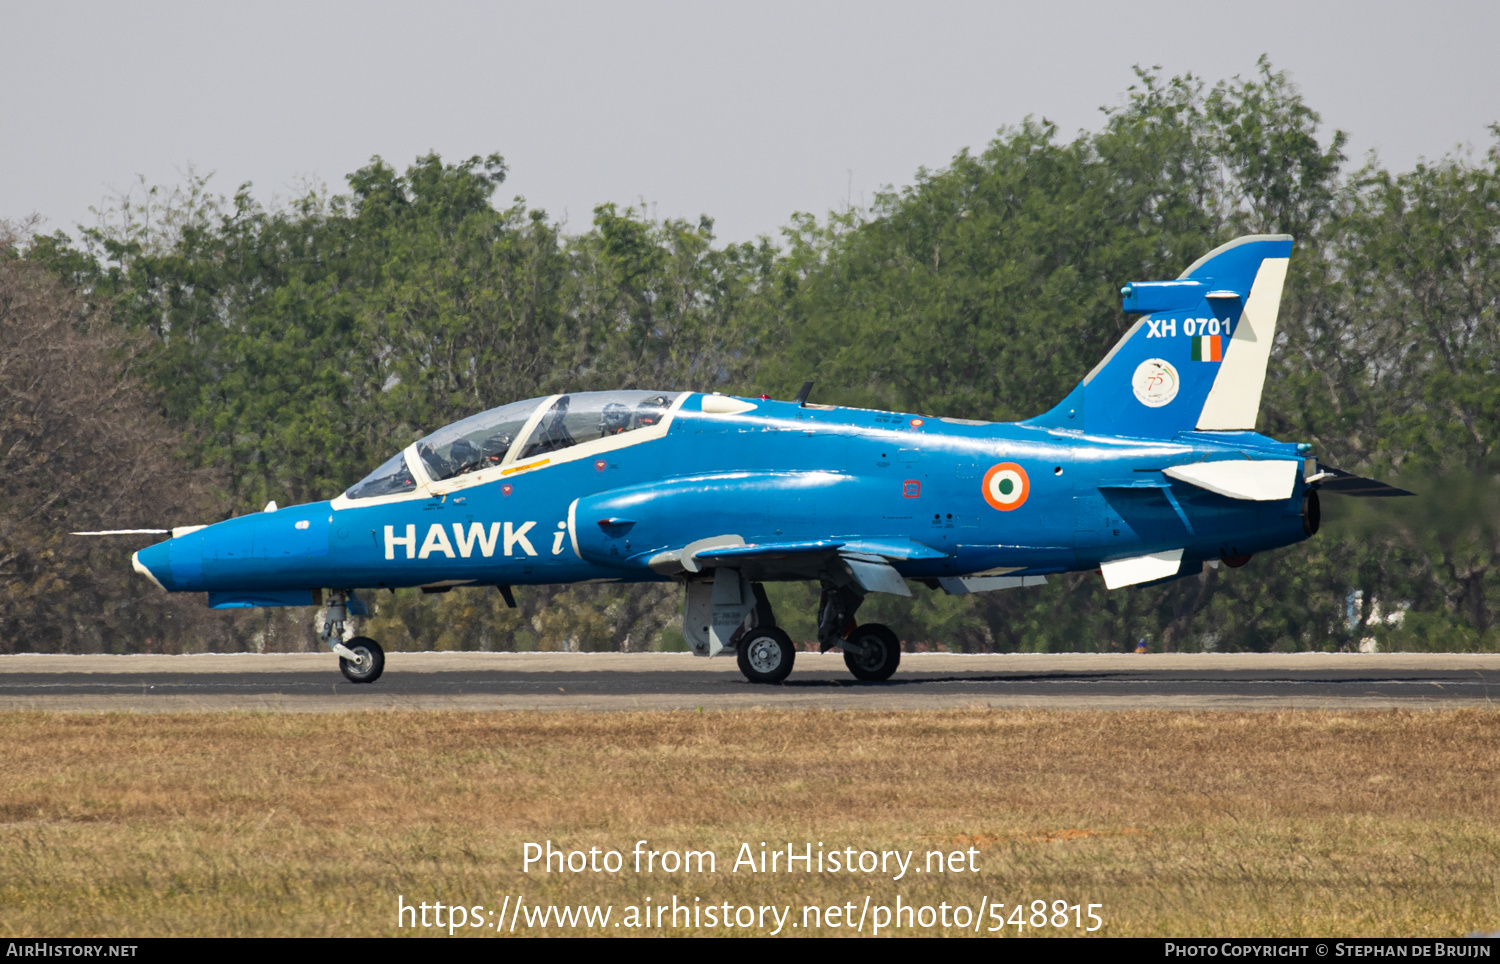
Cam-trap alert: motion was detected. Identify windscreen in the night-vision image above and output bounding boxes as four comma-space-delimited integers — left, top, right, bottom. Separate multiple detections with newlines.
520, 391, 679, 460
414, 397, 543, 482
344, 452, 418, 500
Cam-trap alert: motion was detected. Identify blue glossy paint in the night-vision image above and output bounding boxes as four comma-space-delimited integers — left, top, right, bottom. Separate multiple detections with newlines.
133, 397, 1310, 592
132, 235, 1312, 601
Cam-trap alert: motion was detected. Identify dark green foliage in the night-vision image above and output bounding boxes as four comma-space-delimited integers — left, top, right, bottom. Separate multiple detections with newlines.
13, 61, 1500, 653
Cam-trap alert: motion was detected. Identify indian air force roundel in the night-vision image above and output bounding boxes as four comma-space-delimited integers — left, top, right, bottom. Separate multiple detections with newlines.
982, 462, 1030, 511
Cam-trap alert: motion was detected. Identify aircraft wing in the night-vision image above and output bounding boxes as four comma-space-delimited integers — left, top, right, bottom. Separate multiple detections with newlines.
673, 536, 947, 596
689, 539, 844, 564
938, 573, 1049, 594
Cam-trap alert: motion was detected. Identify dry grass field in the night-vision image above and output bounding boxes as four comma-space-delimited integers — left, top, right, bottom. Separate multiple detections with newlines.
2, 709, 1498, 937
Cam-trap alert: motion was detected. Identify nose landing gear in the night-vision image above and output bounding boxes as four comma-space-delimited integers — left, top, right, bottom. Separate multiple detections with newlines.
338, 636, 386, 684
320, 589, 385, 684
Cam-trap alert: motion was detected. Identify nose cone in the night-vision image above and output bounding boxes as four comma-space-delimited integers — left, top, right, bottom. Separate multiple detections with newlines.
132, 543, 172, 591
131, 533, 204, 592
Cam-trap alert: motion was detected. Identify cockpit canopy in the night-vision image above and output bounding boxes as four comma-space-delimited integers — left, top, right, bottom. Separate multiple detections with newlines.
415, 397, 538, 483
344, 390, 680, 500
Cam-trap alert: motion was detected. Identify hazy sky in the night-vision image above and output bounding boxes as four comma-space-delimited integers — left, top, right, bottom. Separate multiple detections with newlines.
5, 1, 1498, 244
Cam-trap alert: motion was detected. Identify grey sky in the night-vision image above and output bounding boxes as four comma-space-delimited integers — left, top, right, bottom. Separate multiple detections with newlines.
4, 1, 1498, 244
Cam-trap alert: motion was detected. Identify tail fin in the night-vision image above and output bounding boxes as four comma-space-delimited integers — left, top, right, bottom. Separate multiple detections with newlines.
1028, 235, 1292, 437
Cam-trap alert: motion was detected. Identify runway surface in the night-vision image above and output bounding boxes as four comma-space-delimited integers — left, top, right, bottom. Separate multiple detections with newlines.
1, 651, 1497, 712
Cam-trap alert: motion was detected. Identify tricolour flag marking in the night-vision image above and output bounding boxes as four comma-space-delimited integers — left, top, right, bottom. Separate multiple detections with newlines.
1191, 335, 1222, 362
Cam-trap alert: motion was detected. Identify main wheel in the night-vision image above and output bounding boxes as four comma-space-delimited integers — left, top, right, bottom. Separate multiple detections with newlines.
843, 623, 901, 681
339, 636, 385, 684
736, 627, 795, 684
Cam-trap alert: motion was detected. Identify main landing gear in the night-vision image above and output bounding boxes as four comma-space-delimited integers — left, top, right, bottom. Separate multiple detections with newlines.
687, 573, 902, 685
737, 627, 796, 684
320, 589, 384, 684
842, 623, 902, 682
816, 583, 901, 683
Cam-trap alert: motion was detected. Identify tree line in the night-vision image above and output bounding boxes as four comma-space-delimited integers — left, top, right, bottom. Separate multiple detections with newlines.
4, 59, 1497, 654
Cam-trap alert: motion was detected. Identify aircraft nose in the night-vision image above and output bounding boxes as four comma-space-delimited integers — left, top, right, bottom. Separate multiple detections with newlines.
132, 543, 172, 591
131, 534, 205, 592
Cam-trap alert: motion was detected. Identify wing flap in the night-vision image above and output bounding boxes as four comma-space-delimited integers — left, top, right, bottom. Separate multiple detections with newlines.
842, 557, 911, 596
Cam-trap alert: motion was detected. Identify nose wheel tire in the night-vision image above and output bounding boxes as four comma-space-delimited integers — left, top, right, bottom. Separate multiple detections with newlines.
737, 627, 795, 684
339, 637, 386, 684
844, 623, 901, 682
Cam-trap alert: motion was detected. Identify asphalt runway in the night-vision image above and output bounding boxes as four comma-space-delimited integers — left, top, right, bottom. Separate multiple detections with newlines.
1, 651, 1497, 712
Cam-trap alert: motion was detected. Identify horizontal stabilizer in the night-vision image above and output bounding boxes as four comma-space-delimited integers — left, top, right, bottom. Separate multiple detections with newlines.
938, 574, 1049, 595
1163, 460, 1298, 501
1311, 467, 1415, 498
1101, 549, 1185, 590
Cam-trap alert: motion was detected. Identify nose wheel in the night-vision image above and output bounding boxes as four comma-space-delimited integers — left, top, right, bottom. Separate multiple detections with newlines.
338, 637, 386, 684
319, 589, 384, 684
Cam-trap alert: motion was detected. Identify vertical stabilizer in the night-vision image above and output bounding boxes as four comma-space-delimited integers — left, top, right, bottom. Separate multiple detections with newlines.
1026, 235, 1293, 439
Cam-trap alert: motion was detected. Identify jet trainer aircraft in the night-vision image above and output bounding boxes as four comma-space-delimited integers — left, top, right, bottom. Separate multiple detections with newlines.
117, 234, 1409, 684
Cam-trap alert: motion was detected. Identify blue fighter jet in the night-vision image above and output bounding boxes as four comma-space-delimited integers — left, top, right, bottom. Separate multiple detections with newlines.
119, 234, 1409, 684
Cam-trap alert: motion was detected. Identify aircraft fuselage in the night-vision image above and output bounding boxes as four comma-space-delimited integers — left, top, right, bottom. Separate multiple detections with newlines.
136, 393, 1312, 599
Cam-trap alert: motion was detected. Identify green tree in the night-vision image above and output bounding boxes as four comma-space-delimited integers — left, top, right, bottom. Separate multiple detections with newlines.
18, 62, 1498, 656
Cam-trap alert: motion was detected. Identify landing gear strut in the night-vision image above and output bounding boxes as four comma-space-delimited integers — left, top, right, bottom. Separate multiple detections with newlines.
733, 577, 795, 684
320, 589, 384, 684
816, 584, 863, 651
689, 575, 904, 684
818, 584, 901, 682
